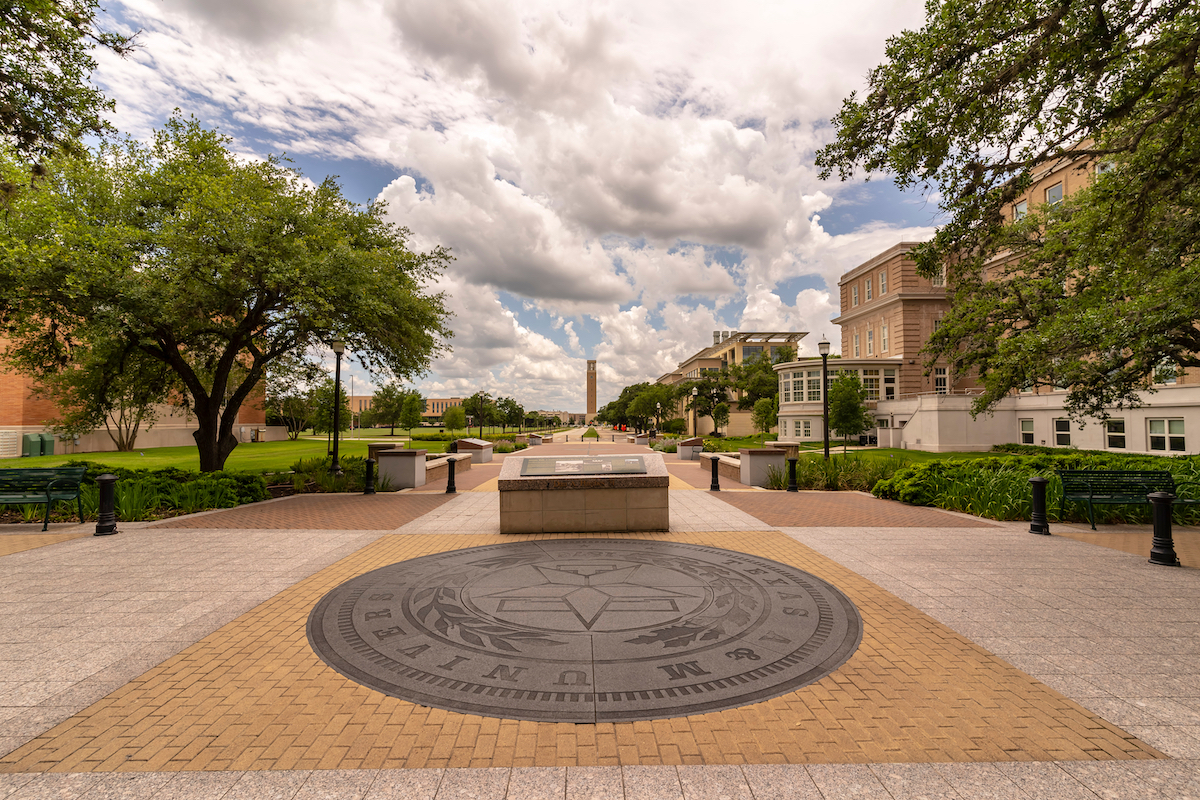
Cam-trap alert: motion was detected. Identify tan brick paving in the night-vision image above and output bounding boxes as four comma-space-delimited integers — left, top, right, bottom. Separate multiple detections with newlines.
0, 531, 90, 556
0, 531, 1162, 773
714, 491, 997, 528
147, 493, 454, 530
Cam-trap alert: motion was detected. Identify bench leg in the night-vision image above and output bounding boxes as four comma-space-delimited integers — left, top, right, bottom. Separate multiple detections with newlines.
1087, 500, 1096, 531
42, 501, 50, 532
77, 496, 84, 525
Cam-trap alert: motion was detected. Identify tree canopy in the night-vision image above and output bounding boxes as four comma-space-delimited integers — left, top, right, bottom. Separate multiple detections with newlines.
0, 115, 452, 470
827, 373, 873, 454
817, 0, 1200, 419
1, 0, 133, 169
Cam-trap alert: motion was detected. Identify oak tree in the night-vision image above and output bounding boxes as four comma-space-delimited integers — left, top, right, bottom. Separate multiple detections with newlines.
817, 0, 1200, 418
0, 116, 451, 470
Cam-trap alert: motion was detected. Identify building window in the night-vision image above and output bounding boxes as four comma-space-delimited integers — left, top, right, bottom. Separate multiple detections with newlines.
934, 367, 947, 394
877, 418, 890, 428
852, 285, 859, 306
1014, 200, 1028, 220
854, 333, 860, 357
1054, 418, 1072, 446
1046, 182, 1063, 205
1020, 419, 1034, 444
1155, 360, 1177, 385
932, 266, 945, 287
866, 329, 874, 355
865, 278, 873, 300
782, 376, 791, 403
862, 369, 880, 401
881, 322, 889, 352
1106, 419, 1126, 449
879, 270, 887, 294
1149, 419, 1185, 452
807, 371, 821, 402
884, 369, 896, 400
802, 420, 811, 438
780, 420, 787, 437
793, 375, 803, 401
933, 318, 943, 332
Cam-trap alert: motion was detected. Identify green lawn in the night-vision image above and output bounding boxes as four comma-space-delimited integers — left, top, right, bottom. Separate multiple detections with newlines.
0, 436, 450, 474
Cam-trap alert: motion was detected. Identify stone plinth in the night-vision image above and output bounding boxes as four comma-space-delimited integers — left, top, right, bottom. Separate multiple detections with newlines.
376, 448, 426, 489
766, 441, 801, 460
678, 436, 704, 460
456, 437, 494, 463
528, 434, 543, 445
739, 447, 786, 487
367, 442, 397, 462
498, 453, 669, 534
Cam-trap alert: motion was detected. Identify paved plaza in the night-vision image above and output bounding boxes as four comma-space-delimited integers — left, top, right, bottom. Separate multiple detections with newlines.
2, 442, 1200, 798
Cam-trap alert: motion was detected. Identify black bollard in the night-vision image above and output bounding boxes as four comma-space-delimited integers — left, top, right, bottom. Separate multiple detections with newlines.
1148, 492, 1180, 566
710, 456, 720, 491
364, 458, 377, 495
94, 473, 119, 536
446, 457, 457, 494
787, 458, 798, 492
1029, 476, 1050, 535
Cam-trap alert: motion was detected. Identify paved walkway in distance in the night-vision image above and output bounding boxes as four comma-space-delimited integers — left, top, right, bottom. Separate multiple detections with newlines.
2, 442, 1200, 798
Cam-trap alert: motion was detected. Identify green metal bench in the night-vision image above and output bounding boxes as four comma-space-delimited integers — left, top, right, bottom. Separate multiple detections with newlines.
1056, 469, 1200, 530
0, 466, 87, 531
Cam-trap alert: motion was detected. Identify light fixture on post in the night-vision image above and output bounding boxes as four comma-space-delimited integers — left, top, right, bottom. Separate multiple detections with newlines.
656, 402, 661, 434
818, 336, 830, 461
691, 386, 698, 436
330, 340, 345, 476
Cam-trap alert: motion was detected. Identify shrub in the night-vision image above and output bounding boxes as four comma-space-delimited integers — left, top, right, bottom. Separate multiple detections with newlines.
763, 464, 788, 490
663, 418, 688, 435
872, 452, 1200, 523
494, 442, 515, 454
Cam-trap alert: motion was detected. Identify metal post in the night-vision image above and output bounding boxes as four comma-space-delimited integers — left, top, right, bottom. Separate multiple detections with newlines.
710, 456, 720, 491
787, 458, 798, 492
364, 458, 376, 495
330, 347, 344, 476
1148, 492, 1180, 566
94, 474, 118, 536
821, 352, 830, 461
446, 457, 457, 494
1029, 476, 1050, 534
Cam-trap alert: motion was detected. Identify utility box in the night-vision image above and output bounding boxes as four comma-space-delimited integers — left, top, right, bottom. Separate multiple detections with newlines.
39, 433, 55, 455
22, 433, 40, 457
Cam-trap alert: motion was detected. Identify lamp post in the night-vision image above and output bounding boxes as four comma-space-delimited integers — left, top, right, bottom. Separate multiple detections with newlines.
819, 336, 830, 461
330, 340, 345, 476
691, 387, 698, 436
656, 402, 661, 434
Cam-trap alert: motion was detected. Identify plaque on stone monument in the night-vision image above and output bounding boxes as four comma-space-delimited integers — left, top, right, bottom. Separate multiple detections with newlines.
308, 539, 862, 722
519, 455, 647, 477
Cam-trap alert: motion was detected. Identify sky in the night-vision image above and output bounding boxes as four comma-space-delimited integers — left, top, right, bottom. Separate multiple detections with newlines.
94, 0, 943, 413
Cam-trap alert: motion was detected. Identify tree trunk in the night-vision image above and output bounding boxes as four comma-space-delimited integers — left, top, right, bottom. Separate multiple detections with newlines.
194, 415, 239, 472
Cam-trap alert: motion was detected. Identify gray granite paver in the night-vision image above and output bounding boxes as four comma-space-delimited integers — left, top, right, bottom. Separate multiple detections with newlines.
617, 766, 682, 800
146, 771, 243, 800
804, 764, 891, 799
78, 771, 173, 800
933, 763, 1032, 800
871, 763, 962, 799
676, 765, 751, 800
739, 765, 821, 799
362, 769, 444, 800
292, 769, 377, 800
505, 767, 564, 800
221, 770, 307, 800
564, 767, 622, 799
433, 768, 510, 800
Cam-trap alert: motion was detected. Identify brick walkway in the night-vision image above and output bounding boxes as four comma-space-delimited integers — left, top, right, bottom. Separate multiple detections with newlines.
714, 490, 997, 528
3, 442, 1200, 798
0, 530, 1157, 774
147, 494, 454, 530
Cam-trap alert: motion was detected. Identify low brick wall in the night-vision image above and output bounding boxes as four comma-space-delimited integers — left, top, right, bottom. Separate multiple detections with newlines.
699, 452, 742, 484
425, 453, 473, 482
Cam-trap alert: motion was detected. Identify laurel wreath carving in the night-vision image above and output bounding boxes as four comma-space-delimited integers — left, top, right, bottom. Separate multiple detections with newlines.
412, 587, 566, 653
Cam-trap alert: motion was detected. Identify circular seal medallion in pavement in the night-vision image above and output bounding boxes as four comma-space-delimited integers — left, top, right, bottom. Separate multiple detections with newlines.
307, 539, 862, 722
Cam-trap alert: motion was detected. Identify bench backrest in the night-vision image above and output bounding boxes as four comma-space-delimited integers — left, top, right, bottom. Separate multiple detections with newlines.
1056, 469, 1175, 495
0, 466, 88, 492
